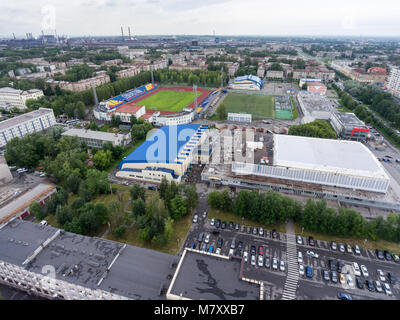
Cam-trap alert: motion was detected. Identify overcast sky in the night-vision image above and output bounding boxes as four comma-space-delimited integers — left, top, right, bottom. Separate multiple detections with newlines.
1, 0, 400, 38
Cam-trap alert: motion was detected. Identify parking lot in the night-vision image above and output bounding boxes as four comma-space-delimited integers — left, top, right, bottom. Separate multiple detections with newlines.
183, 212, 400, 300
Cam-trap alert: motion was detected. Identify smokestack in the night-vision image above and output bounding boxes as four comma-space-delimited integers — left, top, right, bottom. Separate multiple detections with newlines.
121, 26, 124, 41
92, 82, 99, 105
12, 33, 16, 40
41, 30, 45, 44
128, 26, 132, 41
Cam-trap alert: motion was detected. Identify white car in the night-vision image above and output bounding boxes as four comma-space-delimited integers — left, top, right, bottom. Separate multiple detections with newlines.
352, 262, 361, 276
306, 250, 319, 258
229, 248, 234, 257
354, 245, 361, 255
204, 233, 210, 244
360, 265, 368, 277
298, 251, 303, 264
192, 215, 198, 223
210, 218, 215, 226
202, 211, 207, 218
243, 251, 249, 262
216, 248, 221, 255
272, 258, 278, 270
251, 255, 256, 266
259, 227, 264, 236
346, 274, 354, 288
258, 255, 264, 267
299, 264, 305, 276
39, 220, 48, 226
377, 269, 386, 282
297, 236, 303, 245
280, 260, 286, 272
375, 280, 383, 293
383, 283, 392, 296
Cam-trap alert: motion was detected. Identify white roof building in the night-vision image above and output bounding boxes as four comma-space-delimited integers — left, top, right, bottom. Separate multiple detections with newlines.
0, 87, 44, 110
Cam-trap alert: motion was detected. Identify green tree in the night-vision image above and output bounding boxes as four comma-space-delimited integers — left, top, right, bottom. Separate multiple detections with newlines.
93, 149, 113, 170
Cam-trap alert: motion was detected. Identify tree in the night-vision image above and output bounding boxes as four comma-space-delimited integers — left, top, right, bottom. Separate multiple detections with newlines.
66, 173, 81, 194
130, 184, 146, 201
170, 194, 188, 219
93, 149, 113, 170
56, 206, 73, 226
108, 200, 125, 234
78, 211, 100, 235
216, 103, 227, 120
29, 202, 46, 220
131, 198, 146, 219
94, 202, 109, 225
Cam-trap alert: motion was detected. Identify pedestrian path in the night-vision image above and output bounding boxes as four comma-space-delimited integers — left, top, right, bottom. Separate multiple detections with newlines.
282, 221, 299, 300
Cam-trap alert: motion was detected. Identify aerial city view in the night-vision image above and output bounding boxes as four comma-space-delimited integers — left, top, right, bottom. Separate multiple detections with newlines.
1, 0, 400, 306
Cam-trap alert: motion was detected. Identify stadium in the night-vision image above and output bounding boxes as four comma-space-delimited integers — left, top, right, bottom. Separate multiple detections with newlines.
232, 135, 390, 193
94, 84, 220, 126
228, 75, 263, 90
116, 124, 209, 183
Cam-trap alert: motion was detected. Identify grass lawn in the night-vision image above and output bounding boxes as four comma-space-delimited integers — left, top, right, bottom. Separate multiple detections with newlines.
290, 96, 298, 120
208, 208, 286, 233
106, 212, 192, 255
139, 90, 201, 112
223, 93, 275, 119
106, 139, 145, 173
294, 223, 400, 253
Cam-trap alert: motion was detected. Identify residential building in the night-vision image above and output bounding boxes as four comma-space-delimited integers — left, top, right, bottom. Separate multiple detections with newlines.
0, 108, 56, 148
387, 67, 400, 97
0, 87, 44, 110
115, 67, 140, 79
266, 70, 284, 79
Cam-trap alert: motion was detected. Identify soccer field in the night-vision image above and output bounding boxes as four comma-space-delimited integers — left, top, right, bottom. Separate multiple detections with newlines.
138, 90, 201, 112
223, 93, 275, 118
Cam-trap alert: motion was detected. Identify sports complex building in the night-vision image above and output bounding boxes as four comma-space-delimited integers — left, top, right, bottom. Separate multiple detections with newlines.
116, 124, 209, 183
228, 75, 263, 91
94, 83, 220, 126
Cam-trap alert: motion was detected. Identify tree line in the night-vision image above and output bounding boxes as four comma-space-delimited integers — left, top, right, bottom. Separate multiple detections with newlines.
288, 120, 337, 139
208, 189, 400, 243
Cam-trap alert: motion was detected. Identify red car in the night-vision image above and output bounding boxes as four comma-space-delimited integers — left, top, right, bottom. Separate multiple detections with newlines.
258, 245, 264, 256
308, 236, 315, 246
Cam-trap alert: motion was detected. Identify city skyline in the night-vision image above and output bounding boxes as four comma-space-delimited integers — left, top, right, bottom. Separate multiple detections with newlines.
1, 0, 400, 38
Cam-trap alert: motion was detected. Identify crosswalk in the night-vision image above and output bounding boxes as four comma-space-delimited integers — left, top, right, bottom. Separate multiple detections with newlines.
282, 234, 299, 300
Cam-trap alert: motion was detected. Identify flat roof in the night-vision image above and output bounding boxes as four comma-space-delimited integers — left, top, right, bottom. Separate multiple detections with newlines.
119, 124, 204, 165
0, 108, 54, 132
273, 134, 389, 180
0, 220, 175, 299
169, 250, 260, 300
61, 128, 127, 142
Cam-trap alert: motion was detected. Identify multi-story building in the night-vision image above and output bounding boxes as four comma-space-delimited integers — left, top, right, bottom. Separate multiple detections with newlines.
46, 71, 110, 92
115, 67, 140, 79
61, 128, 132, 148
0, 108, 56, 148
101, 59, 123, 66
386, 67, 400, 97
228, 63, 240, 77
257, 65, 265, 78
0, 87, 44, 110
350, 68, 387, 85
266, 70, 284, 79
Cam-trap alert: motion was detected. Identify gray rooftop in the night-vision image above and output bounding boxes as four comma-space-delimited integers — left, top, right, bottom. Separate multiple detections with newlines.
61, 128, 128, 142
169, 250, 260, 300
0, 220, 176, 299
334, 112, 367, 128
0, 108, 54, 132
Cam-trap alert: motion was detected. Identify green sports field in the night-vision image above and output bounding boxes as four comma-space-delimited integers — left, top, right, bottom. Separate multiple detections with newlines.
223, 93, 275, 119
138, 90, 201, 112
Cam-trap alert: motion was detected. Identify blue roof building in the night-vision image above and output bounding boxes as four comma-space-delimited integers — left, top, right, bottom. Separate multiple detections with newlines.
229, 75, 263, 90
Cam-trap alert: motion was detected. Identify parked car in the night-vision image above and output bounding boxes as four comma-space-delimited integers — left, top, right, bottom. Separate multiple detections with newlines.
216, 248, 221, 255
197, 232, 204, 242
337, 293, 352, 300
204, 233, 210, 244
308, 236, 315, 246
39, 220, 48, 226
201, 243, 207, 251
331, 241, 337, 251
215, 219, 221, 228
228, 221, 234, 230
306, 266, 312, 278
338, 243, 345, 253
322, 269, 330, 281
235, 223, 240, 231
387, 272, 396, 285
299, 264, 305, 276
210, 218, 215, 226
360, 265, 368, 277
252, 227, 258, 235
383, 283, 392, 296
208, 246, 214, 253
375, 280, 383, 293
377, 269, 386, 282
259, 227, 264, 236
243, 251, 249, 262
346, 274, 354, 288
271, 229, 278, 239
247, 226, 251, 234
228, 248, 234, 256
258, 245, 263, 256
339, 273, 346, 284
392, 253, 400, 263
217, 238, 223, 248
352, 262, 361, 276
230, 239, 236, 249
376, 249, 384, 260
353, 244, 361, 255
212, 229, 220, 235
265, 257, 271, 269
356, 276, 364, 289
346, 244, 353, 254
337, 261, 344, 273
384, 250, 392, 261
298, 251, 303, 264
237, 241, 243, 250
366, 280, 375, 292
251, 255, 256, 266
306, 250, 319, 258
250, 245, 256, 255
221, 221, 227, 229
202, 211, 207, 218
190, 242, 196, 249
297, 236, 303, 245
328, 259, 336, 271
331, 271, 338, 283
258, 255, 264, 267
280, 260, 286, 272
272, 258, 278, 270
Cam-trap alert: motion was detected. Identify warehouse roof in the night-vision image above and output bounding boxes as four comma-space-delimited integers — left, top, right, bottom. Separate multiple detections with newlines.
119, 124, 206, 166
61, 128, 129, 142
273, 134, 389, 180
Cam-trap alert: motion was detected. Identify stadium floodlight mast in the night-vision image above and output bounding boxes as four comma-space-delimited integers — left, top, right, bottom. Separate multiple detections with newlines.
193, 84, 198, 109
151, 64, 154, 85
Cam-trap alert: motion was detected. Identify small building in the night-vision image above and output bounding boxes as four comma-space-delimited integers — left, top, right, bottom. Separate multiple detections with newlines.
107, 103, 146, 123
307, 82, 327, 95
61, 128, 132, 148
227, 112, 252, 123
